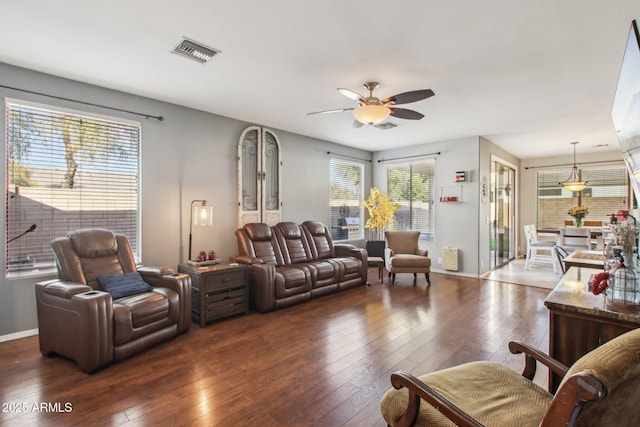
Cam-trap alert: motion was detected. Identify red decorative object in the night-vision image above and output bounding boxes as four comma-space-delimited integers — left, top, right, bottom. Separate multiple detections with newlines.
617, 209, 630, 222
592, 271, 610, 295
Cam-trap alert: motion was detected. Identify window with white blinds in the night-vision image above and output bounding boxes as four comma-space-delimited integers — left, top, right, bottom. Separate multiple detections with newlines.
387, 160, 436, 241
5, 100, 141, 277
329, 158, 364, 241
537, 165, 630, 228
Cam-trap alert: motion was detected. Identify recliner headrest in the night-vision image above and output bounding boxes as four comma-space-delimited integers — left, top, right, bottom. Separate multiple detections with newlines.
303, 221, 325, 235
275, 222, 301, 238
68, 228, 118, 258
243, 223, 272, 241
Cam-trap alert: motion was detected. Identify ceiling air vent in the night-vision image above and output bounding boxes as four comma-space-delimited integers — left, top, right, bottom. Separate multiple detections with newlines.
374, 122, 398, 130
174, 38, 220, 64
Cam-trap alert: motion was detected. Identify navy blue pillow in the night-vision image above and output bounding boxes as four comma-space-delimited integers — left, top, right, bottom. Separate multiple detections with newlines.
98, 272, 152, 299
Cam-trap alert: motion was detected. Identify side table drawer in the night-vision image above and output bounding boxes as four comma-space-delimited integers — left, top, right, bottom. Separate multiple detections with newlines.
204, 271, 245, 291
205, 287, 246, 319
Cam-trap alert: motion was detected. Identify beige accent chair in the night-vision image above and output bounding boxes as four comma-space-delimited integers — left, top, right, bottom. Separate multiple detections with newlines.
381, 328, 640, 426
35, 228, 192, 373
384, 231, 431, 285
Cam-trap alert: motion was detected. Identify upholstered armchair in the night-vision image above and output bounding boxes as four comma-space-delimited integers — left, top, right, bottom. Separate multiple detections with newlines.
384, 231, 431, 285
35, 228, 191, 373
381, 328, 640, 426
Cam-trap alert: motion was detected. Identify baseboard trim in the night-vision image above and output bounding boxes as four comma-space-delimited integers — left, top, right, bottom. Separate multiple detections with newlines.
431, 268, 479, 279
0, 328, 38, 343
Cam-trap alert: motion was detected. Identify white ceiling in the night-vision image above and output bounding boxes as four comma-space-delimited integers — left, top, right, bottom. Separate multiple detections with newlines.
1, 0, 638, 159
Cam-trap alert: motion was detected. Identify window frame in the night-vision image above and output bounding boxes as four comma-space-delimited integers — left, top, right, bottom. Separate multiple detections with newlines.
329, 157, 365, 242
536, 164, 632, 228
4, 98, 142, 278
386, 159, 436, 241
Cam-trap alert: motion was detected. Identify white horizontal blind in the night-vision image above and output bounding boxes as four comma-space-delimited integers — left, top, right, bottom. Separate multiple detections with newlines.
537, 165, 629, 228
387, 159, 436, 241
5, 100, 141, 277
329, 158, 364, 241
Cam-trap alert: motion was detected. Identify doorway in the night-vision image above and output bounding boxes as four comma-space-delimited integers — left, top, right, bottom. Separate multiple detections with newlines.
490, 157, 517, 269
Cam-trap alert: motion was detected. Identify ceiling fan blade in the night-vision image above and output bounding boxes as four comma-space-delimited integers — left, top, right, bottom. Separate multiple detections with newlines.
352, 119, 364, 128
383, 89, 434, 105
307, 108, 353, 115
337, 88, 364, 102
389, 108, 424, 120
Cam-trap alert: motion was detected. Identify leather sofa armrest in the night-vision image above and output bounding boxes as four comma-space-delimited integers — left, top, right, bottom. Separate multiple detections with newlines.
35, 282, 114, 373
137, 265, 174, 278
417, 249, 428, 257
236, 255, 264, 265
246, 263, 276, 313
335, 244, 366, 260
335, 243, 356, 250
39, 279, 93, 299
138, 269, 192, 334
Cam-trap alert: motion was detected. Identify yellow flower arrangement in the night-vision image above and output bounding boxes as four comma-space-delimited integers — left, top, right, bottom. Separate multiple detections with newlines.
568, 205, 589, 227
360, 187, 401, 240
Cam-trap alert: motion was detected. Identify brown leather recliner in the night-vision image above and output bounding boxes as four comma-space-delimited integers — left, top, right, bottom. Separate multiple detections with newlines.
35, 228, 191, 373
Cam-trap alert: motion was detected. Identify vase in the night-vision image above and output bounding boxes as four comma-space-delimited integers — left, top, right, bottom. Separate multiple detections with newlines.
607, 253, 640, 312
574, 217, 583, 227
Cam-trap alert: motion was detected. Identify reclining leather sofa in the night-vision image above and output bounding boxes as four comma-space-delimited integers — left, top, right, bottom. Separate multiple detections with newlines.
35, 228, 191, 373
235, 221, 367, 313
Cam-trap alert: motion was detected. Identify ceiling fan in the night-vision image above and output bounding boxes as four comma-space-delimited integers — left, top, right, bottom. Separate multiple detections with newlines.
307, 82, 434, 128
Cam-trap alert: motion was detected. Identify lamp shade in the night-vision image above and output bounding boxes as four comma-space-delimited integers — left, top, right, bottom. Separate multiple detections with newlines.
193, 204, 213, 226
352, 104, 390, 125
559, 142, 588, 192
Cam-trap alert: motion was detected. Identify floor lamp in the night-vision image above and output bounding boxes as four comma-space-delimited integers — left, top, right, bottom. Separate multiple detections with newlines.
188, 199, 213, 261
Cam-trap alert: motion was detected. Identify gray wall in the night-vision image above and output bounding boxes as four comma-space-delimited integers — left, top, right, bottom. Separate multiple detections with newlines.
372, 136, 481, 276
372, 136, 522, 277
0, 62, 372, 338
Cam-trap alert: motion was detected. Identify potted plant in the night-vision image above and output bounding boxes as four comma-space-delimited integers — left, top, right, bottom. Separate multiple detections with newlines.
360, 187, 400, 257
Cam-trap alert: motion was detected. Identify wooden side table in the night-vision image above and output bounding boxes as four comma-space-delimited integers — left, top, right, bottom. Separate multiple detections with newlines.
178, 262, 248, 327
368, 256, 385, 283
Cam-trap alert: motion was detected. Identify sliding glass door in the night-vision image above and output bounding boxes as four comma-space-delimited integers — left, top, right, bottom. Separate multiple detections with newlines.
490, 158, 516, 269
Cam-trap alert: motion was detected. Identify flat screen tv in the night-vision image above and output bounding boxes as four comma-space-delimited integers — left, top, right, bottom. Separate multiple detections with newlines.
612, 19, 640, 199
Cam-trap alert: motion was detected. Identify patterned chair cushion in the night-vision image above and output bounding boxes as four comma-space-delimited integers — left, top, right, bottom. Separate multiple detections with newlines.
381, 361, 552, 427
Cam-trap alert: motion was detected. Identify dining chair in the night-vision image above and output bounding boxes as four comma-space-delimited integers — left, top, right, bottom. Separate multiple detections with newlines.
524, 224, 557, 272
557, 227, 591, 251
553, 245, 569, 274
583, 220, 603, 227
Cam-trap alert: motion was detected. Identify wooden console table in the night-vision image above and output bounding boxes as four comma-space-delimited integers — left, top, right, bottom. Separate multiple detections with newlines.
544, 266, 640, 391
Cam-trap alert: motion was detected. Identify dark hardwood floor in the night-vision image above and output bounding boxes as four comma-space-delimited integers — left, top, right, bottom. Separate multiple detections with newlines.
0, 268, 551, 426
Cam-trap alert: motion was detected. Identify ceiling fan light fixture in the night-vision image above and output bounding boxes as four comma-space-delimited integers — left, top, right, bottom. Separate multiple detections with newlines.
560, 142, 588, 192
352, 104, 390, 125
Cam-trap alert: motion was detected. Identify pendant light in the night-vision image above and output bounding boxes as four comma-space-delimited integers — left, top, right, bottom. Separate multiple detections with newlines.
559, 141, 588, 192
